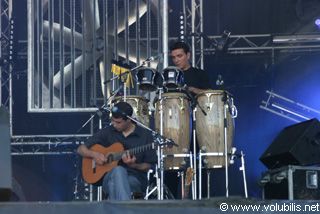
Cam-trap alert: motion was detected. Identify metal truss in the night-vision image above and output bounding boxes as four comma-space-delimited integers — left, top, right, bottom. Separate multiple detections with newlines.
11, 135, 90, 155
183, 0, 204, 69
198, 34, 320, 56
260, 90, 320, 123
0, 0, 11, 109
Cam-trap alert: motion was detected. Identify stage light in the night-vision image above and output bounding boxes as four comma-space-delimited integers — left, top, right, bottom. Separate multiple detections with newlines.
315, 19, 320, 28
215, 30, 231, 52
179, 12, 185, 41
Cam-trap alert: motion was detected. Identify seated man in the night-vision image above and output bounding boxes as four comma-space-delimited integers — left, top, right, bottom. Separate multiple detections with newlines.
77, 102, 157, 200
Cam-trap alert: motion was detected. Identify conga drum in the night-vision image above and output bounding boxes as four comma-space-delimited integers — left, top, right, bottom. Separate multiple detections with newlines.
154, 92, 191, 170
113, 96, 150, 127
195, 90, 235, 168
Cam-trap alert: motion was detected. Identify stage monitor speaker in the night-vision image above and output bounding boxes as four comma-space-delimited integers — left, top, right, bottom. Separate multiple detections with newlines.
0, 106, 12, 201
260, 118, 320, 169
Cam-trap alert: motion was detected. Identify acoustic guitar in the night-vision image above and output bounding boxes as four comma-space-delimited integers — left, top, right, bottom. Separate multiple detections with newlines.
82, 142, 157, 184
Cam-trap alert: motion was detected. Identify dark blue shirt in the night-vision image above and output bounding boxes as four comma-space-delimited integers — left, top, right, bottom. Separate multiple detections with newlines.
85, 124, 157, 188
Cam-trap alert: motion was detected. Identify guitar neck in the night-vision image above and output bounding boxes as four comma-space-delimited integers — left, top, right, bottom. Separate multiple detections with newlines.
113, 142, 156, 161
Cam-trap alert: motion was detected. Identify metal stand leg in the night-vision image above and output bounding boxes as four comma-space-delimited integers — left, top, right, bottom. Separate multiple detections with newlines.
223, 102, 229, 198
192, 108, 197, 199
207, 171, 211, 199
189, 152, 196, 200
157, 88, 164, 200
240, 151, 248, 198
198, 150, 202, 199
97, 186, 103, 201
180, 171, 185, 199
89, 184, 93, 201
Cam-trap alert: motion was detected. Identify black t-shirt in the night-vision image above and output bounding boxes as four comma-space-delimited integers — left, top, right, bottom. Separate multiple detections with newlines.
163, 66, 212, 96
85, 124, 157, 189
183, 67, 211, 90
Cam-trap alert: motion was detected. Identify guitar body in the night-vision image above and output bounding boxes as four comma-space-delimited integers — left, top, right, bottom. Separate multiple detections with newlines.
82, 143, 124, 184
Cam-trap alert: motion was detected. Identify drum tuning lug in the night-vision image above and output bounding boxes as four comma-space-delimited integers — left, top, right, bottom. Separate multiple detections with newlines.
203, 158, 208, 164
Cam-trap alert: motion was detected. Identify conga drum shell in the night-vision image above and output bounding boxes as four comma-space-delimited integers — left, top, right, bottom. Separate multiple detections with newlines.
154, 93, 191, 170
196, 90, 234, 168
113, 96, 150, 127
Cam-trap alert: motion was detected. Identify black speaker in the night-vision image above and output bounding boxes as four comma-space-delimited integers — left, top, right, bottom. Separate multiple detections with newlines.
0, 106, 12, 201
260, 118, 320, 169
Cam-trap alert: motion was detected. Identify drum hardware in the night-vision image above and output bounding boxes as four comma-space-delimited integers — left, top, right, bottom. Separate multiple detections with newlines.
228, 150, 248, 198
162, 66, 185, 89
162, 153, 189, 169
136, 67, 163, 91
223, 94, 230, 198
192, 108, 198, 199
200, 149, 248, 199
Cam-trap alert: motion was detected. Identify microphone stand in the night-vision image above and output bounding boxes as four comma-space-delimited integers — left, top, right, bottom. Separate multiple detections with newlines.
78, 85, 124, 131
181, 86, 207, 116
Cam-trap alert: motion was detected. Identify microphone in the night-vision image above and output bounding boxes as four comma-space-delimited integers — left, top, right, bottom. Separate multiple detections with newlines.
216, 74, 224, 86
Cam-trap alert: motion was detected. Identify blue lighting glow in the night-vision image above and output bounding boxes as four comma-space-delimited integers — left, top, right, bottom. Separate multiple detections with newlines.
315, 19, 320, 27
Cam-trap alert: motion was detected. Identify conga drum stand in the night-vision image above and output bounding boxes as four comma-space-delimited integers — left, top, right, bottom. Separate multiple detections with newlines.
197, 92, 231, 199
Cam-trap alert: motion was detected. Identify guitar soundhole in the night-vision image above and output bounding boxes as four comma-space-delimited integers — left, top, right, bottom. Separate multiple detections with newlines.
107, 154, 114, 163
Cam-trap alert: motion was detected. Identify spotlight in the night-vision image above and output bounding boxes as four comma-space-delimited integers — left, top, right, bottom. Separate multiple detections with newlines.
315, 19, 320, 28
215, 30, 231, 53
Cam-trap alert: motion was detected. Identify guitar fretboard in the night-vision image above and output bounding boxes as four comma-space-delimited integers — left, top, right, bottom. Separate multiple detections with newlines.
111, 142, 156, 162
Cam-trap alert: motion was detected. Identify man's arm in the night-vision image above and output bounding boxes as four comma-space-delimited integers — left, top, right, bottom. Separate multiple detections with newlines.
77, 144, 106, 165
122, 151, 152, 172
187, 86, 206, 95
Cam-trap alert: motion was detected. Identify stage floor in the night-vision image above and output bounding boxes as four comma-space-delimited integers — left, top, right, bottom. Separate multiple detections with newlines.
1, 197, 320, 214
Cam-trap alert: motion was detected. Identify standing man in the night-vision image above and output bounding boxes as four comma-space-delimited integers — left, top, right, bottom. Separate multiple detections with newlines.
170, 41, 211, 95
77, 102, 157, 200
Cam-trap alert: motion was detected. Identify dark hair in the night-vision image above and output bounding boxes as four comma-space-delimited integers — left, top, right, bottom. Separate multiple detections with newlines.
112, 101, 133, 120
169, 41, 190, 54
